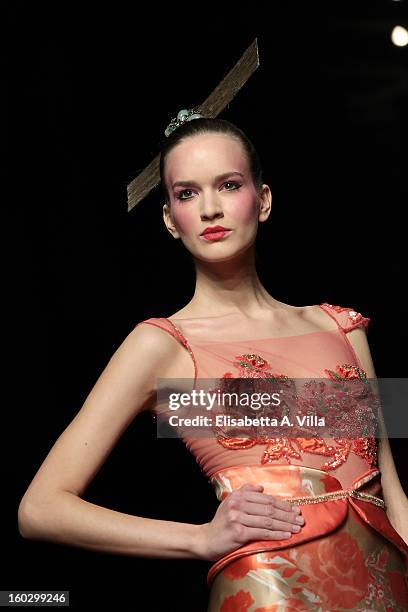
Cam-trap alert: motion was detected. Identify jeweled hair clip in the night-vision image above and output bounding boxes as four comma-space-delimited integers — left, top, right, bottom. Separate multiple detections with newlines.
164, 108, 204, 138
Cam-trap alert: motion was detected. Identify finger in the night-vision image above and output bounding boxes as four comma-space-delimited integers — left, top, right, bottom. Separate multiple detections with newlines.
239, 513, 303, 533
240, 501, 304, 525
269, 507, 305, 525
272, 497, 302, 514
240, 491, 302, 514
232, 523, 293, 543
239, 483, 264, 492
248, 527, 293, 541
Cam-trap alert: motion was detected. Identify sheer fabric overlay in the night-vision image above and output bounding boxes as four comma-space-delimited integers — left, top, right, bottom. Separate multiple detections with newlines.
136, 303, 408, 611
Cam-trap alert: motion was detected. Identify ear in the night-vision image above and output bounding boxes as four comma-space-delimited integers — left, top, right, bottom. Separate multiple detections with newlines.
162, 203, 181, 239
258, 184, 272, 222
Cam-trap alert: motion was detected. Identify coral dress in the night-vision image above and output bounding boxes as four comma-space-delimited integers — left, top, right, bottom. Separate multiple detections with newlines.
136, 303, 408, 611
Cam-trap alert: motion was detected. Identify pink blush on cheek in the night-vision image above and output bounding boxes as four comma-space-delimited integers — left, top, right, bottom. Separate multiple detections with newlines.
170, 205, 197, 234
224, 193, 259, 224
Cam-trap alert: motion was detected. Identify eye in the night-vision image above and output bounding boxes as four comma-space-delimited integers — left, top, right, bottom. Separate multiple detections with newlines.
223, 181, 242, 191
176, 189, 194, 201
175, 181, 242, 202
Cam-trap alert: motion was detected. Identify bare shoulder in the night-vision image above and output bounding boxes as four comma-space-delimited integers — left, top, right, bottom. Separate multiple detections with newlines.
124, 321, 183, 371
128, 320, 181, 353
300, 304, 377, 376
128, 321, 196, 379
303, 303, 337, 332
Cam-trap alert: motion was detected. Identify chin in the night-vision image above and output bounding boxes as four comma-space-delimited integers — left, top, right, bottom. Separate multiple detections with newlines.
190, 240, 256, 264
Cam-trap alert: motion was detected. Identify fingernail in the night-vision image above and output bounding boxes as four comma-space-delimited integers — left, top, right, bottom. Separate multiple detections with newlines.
292, 505, 300, 513
292, 525, 300, 532
296, 516, 305, 525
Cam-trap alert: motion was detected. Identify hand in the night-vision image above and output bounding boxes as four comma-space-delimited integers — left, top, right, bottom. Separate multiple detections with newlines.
197, 483, 305, 562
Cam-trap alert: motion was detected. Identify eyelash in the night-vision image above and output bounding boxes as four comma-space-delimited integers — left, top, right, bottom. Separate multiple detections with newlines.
175, 181, 242, 201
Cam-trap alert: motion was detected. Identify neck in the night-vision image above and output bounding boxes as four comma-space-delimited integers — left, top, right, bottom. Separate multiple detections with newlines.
187, 246, 280, 318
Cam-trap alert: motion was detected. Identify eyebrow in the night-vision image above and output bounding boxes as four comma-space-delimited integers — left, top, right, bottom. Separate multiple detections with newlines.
172, 171, 244, 189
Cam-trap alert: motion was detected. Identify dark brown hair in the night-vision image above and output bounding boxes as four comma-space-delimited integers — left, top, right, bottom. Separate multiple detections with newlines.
159, 117, 264, 205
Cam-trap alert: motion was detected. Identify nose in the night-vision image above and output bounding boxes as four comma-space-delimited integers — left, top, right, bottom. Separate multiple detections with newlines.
199, 193, 224, 221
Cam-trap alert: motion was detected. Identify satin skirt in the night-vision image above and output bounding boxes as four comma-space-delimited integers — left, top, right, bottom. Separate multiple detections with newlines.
206, 465, 408, 611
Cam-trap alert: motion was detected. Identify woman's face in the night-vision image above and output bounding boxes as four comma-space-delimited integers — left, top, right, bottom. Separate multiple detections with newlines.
162, 133, 271, 263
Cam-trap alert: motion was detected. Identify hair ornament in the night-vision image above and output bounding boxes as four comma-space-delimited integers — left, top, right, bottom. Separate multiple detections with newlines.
164, 108, 204, 137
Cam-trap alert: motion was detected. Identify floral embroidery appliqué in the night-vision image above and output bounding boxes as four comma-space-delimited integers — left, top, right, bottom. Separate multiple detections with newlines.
321, 302, 370, 331
211, 354, 379, 471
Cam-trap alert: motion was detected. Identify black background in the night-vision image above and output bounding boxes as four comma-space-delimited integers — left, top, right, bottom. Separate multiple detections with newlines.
5, 1, 408, 610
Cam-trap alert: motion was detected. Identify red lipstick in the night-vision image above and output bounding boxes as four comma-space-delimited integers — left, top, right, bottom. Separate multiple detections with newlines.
200, 225, 232, 241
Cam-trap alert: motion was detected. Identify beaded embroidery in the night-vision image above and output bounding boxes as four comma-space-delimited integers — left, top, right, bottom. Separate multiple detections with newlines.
320, 302, 370, 332
211, 353, 379, 472
159, 317, 199, 383
280, 468, 385, 509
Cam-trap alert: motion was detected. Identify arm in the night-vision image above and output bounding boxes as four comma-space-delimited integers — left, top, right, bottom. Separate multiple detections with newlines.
346, 327, 408, 544
17, 323, 205, 560
18, 321, 310, 562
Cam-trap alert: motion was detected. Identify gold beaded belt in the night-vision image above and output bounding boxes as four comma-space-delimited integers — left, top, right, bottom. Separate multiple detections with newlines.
281, 469, 386, 509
